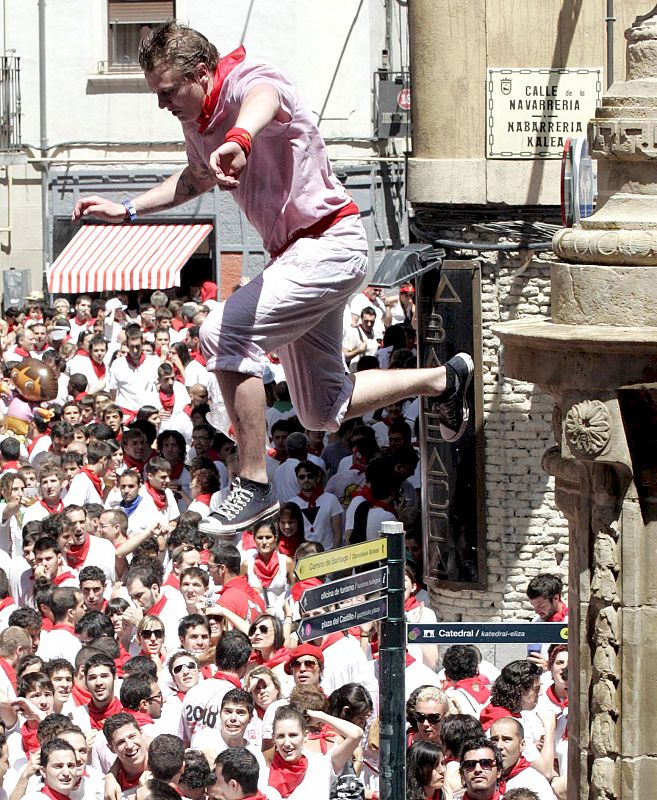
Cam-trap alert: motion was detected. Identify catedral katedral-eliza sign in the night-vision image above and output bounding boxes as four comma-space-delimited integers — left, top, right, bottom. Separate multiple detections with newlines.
487, 66, 602, 157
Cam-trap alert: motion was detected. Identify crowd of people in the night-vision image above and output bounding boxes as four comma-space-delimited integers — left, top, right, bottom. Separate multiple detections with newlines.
0, 285, 569, 800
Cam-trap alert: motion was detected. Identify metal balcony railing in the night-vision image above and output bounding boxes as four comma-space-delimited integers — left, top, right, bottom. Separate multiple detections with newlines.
0, 56, 21, 152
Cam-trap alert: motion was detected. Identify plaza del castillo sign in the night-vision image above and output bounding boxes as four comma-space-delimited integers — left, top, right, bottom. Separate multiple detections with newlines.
487, 67, 602, 159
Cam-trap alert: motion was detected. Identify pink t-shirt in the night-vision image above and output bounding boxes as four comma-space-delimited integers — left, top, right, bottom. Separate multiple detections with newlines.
183, 58, 355, 255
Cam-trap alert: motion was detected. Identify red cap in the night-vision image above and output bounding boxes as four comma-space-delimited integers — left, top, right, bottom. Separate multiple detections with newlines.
284, 644, 324, 675
400, 283, 415, 294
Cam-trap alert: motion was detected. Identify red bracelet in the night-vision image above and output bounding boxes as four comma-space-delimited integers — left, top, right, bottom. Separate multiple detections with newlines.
224, 127, 253, 158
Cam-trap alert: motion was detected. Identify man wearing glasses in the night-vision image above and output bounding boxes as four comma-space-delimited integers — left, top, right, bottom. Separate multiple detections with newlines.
459, 737, 504, 800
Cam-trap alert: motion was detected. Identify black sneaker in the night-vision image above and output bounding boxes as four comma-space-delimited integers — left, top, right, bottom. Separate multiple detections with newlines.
199, 478, 280, 536
433, 352, 474, 442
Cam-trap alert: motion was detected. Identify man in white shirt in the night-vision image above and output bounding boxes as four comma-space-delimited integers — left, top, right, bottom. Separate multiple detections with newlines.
107, 324, 161, 414
64, 441, 111, 508
289, 461, 343, 551
68, 295, 94, 342
21, 464, 66, 525
489, 717, 555, 800
37, 587, 86, 661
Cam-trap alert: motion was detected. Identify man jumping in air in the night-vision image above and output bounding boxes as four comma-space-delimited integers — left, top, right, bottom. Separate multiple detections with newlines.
72, 21, 473, 536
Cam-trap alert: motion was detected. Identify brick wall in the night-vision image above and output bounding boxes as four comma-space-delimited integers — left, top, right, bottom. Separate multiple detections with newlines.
428, 246, 569, 622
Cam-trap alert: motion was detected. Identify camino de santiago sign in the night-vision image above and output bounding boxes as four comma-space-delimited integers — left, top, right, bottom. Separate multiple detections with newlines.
487, 67, 602, 158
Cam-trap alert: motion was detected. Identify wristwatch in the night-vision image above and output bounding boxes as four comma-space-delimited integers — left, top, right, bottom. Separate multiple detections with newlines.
122, 199, 138, 222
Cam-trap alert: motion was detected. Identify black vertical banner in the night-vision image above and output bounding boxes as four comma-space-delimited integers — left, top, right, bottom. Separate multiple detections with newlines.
417, 260, 487, 589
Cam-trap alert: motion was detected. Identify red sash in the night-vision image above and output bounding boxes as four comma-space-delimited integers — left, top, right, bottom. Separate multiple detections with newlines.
253, 551, 280, 588
145, 482, 167, 511
87, 695, 124, 730
147, 594, 168, 617
196, 45, 247, 134
268, 752, 308, 798
67, 535, 91, 569
498, 757, 532, 795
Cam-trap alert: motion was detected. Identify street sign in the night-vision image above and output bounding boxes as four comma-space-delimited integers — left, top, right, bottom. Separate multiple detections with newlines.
297, 596, 389, 643
295, 539, 387, 580
299, 566, 388, 614
407, 622, 569, 645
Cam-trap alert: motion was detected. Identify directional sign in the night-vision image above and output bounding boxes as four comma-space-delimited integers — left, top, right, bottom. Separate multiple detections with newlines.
407, 622, 568, 645
297, 596, 389, 643
299, 566, 388, 614
295, 539, 387, 581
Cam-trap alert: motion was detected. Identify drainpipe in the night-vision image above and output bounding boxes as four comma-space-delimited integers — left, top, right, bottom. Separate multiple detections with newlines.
38, 0, 48, 277
606, 0, 615, 88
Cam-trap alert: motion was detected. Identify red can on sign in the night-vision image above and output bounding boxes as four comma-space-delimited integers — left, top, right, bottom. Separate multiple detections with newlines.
397, 87, 411, 110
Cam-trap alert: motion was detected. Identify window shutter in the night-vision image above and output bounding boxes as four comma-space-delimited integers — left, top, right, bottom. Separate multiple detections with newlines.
108, 2, 174, 24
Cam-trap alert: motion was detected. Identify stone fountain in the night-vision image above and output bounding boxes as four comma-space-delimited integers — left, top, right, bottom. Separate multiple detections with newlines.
494, 7, 657, 799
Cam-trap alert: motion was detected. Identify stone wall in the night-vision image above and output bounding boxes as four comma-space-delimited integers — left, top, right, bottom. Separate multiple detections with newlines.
426, 227, 569, 622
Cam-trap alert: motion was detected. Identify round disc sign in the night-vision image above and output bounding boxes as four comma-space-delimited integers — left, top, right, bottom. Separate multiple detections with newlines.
397, 87, 411, 110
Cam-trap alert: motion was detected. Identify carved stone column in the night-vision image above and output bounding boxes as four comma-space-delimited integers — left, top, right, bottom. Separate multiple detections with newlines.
495, 8, 657, 799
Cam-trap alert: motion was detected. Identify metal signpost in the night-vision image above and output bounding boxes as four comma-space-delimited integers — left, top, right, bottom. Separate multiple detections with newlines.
294, 523, 405, 800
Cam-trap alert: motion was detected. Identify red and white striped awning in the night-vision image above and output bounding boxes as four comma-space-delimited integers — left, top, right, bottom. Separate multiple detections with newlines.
47, 223, 213, 294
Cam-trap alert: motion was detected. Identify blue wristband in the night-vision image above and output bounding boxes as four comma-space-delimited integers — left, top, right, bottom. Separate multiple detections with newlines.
122, 199, 137, 222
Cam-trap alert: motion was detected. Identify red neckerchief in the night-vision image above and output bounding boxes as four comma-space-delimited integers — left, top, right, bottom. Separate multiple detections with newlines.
117, 763, 144, 791
147, 593, 167, 617
200, 665, 214, 680
253, 550, 280, 587
41, 787, 71, 800
546, 684, 568, 709
87, 695, 124, 730
169, 461, 184, 480
126, 352, 146, 369
20, 721, 40, 755
356, 485, 396, 515
71, 683, 91, 706
268, 751, 309, 798
176, 690, 186, 702
164, 572, 180, 590
114, 645, 132, 678
479, 704, 522, 731
307, 722, 337, 754
123, 707, 154, 727
123, 452, 148, 473
53, 622, 75, 634
89, 357, 106, 379
81, 466, 103, 498
159, 389, 175, 412
40, 498, 64, 514
27, 432, 49, 456
0, 657, 16, 689
0, 597, 15, 614
299, 487, 323, 509
444, 675, 491, 705
267, 447, 287, 464
498, 757, 532, 794
67, 535, 91, 569
41, 617, 54, 631
404, 595, 421, 612
145, 481, 167, 511
290, 577, 322, 602
196, 45, 247, 133
546, 604, 568, 622
74, 391, 87, 402
183, 404, 192, 416
213, 670, 242, 690
307, 446, 323, 457
190, 350, 207, 367
250, 646, 289, 669
240, 530, 256, 551
278, 533, 303, 558
320, 632, 345, 651
52, 570, 76, 586
0, 460, 21, 471
13, 347, 31, 358
196, 492, 212, 506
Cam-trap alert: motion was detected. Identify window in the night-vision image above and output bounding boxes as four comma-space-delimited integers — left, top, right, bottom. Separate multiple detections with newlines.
107, 1, 174, 71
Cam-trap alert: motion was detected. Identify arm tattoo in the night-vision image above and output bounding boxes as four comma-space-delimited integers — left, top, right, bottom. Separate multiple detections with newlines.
170, 167, 213, 207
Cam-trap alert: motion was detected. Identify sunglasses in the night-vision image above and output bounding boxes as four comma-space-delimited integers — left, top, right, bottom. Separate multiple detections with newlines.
172, 661, 198, 675
249, 624, 271, 636
414, 712, 442, 725
462, 759, 497, 772
142, 629, 164, 639
291, 659, 319, 670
